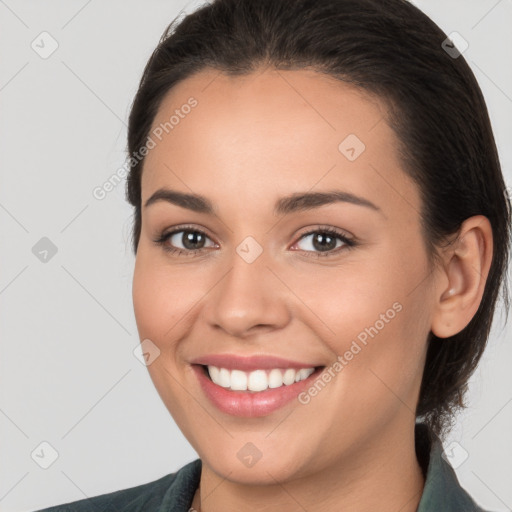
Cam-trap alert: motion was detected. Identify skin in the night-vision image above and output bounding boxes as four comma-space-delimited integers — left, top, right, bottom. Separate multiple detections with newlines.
131, 67, 493, 512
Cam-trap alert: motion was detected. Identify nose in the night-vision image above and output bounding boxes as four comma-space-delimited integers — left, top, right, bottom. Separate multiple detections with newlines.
203, 247, 292, 338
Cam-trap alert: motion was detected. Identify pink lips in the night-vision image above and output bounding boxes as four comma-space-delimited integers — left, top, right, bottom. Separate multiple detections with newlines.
190, 354, 324, 417
189, 353, 321, 371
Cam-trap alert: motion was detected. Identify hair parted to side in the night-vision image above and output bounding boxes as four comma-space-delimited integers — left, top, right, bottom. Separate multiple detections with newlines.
125, 0, 511, 442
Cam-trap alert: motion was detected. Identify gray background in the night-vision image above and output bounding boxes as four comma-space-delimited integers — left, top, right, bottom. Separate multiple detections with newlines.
0, 1, 511, 511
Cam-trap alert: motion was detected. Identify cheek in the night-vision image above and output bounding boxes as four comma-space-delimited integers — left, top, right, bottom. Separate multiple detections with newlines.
132, 251, 204, 344
282, 258, 404, 346
131, 251, 203, 425
287, 244, 430, 390
342, 264, 429, 410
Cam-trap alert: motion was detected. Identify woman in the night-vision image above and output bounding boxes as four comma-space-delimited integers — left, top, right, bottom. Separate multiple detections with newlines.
35, 0, 510, 510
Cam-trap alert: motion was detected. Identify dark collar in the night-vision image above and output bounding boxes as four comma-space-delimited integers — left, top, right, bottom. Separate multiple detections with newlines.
415, 422, 488, 511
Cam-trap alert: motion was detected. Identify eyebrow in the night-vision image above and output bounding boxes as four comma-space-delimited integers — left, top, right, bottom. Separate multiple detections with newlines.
144, 188, 382, 216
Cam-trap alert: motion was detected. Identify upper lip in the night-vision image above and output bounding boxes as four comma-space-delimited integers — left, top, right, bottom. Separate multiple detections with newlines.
190, 354, 324, 372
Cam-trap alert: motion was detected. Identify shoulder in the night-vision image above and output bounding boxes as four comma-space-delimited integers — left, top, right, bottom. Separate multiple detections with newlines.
415, 423, 494, 512
32, 458, 202, 512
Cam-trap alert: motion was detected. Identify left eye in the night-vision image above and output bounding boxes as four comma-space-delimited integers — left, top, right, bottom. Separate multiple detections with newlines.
291, 228, 354, 257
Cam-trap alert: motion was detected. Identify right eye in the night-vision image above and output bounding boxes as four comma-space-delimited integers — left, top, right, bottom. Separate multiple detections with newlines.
153, 225, 218, 256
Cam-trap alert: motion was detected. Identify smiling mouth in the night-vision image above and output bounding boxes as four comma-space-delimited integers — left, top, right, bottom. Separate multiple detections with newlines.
199, 364, 325, 393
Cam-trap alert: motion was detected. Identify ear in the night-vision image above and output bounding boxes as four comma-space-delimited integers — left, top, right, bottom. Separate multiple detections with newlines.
431, 215, 493, 338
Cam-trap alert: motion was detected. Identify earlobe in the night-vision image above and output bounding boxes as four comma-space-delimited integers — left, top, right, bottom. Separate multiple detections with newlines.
431, 215, 493, 339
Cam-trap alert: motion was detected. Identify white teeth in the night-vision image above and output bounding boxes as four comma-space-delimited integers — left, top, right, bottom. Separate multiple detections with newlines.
206, 365, 316, 392
248, 370, 268, 391
283, 368, 296, 385
208, 365, 220, 383
268, 368, 283, 388
230, 370, 247, 391
218, 368, 230, 388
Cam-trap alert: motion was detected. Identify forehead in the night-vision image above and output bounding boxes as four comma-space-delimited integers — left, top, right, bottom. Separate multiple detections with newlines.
140, 67, 418, 218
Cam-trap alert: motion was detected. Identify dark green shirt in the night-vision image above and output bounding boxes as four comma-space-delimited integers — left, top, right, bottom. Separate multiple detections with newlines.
34, 423, 491, 511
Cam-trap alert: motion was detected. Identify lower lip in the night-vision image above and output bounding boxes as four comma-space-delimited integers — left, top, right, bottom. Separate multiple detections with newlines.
192, 364, 323, 417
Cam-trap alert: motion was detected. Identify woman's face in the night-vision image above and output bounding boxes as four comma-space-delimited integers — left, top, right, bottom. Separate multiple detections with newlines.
132, 68, 436, 482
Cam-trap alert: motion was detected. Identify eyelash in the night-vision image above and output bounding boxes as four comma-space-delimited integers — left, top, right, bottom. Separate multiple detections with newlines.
153, 224, 357, 259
